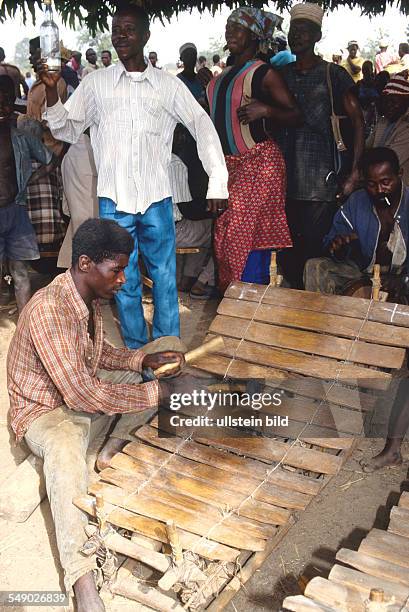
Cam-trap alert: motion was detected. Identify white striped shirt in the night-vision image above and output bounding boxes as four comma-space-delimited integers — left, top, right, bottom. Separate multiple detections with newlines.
44, 59, 228, 214
169, 153, 192, 221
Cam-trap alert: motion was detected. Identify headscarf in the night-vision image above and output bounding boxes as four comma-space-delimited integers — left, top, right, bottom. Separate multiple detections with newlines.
227, 7, 283, 53
383, 74, 409, 96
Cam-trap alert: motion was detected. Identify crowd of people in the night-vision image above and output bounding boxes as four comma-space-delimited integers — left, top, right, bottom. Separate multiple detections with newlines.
2, 2, 409, 609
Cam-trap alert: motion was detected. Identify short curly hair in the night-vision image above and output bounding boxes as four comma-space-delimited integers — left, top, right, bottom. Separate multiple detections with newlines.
360, 147, 400, 177
71, 218, 133, 266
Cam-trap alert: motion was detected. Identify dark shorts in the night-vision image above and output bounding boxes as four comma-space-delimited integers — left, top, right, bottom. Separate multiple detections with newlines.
0, 203, 40, 262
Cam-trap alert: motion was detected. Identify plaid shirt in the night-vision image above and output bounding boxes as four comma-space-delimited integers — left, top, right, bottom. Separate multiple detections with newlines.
25, 162, 67, 247
7, 271, 159, 442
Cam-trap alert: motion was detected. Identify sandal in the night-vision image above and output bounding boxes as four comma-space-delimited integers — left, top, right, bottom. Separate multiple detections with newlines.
190, 280, 218, 300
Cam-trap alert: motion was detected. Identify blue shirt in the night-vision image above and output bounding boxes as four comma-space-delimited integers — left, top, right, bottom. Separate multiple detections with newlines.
176, 73, 205, 101
10, 127, 53, 205
324, 186, 409, 273
270, 50, 296, 68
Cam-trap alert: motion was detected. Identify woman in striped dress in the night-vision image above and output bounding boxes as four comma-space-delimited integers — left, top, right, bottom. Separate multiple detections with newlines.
207, 7, 302, 293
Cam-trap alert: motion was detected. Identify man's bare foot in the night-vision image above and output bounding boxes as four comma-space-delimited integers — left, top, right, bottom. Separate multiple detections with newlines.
360, 449, 403, 473
96, 437, 127, 471
73, 571, 105, 612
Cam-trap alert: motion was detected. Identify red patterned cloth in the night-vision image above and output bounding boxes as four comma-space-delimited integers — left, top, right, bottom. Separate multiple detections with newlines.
214, 139, 292, 293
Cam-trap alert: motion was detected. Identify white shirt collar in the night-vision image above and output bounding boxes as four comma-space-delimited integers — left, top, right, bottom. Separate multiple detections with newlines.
112, 57, 157, 89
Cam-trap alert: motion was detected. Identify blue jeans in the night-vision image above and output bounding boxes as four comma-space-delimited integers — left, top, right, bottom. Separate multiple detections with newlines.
99, 197, 179, 348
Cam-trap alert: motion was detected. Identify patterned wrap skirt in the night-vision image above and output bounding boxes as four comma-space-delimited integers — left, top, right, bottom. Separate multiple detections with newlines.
214, 139, 292, 293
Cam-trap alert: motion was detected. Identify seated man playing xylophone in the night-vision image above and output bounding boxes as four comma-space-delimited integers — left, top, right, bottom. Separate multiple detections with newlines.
7, 218, 203, 612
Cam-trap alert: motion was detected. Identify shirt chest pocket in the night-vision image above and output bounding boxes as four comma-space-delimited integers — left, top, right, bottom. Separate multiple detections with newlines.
101, 95, 163, 132
139, 95, 163, 119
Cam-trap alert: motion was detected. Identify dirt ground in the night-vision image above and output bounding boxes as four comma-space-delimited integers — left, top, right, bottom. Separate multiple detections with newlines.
0, 269, 408, 612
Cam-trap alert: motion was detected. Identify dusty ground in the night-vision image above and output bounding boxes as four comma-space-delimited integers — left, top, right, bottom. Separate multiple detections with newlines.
0, 269, 408, 612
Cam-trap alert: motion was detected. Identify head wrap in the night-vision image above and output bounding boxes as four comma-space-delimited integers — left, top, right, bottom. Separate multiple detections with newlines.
383, 75, 409, 96
347, 40, 359, 49
379, 39, 389, 48
290, 3, 324, 28
179, 42, 197, 56
227, 7, 283, 53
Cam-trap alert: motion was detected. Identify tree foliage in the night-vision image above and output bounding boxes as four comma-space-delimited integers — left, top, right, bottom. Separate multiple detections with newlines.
75, 25, 117, 60
198, 35, 226, 62
13, 37, 31, 73
1, 0, 409, 35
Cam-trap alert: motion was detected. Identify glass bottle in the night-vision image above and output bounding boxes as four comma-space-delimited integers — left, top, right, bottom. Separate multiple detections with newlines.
40, 0, 60, 71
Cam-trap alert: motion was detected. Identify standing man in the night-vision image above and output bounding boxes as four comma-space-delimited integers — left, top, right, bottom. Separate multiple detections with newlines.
82, 48, 99, 78
211, 54, 223, 76
100, 50, 112, 68
0, 75, 54, 314
25, 71, 35, 90
0, 46, 28, 98
341, 40, 364, 83
21, 37, 67, 255
39, 3, 228, 348
367, 74, 409, 185
277, 2, 364, 288
398, 43, 409, 72
177, 42, 205, 100
68, 51, 83, 80
375, 40, 393, 74
148, 51, 160, 68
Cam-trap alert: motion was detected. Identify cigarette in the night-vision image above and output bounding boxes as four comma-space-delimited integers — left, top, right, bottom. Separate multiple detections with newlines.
385, 196, 391, 207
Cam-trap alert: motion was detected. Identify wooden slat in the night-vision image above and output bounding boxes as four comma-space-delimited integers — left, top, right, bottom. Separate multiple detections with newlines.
113, 560, 185, 611
105, 455, 291, 525
190, 434, 342, 475
336, 548, 409, 586
284, 595, 339, 611
329, 564, 409, 604
88, 481, 268, 551
399, 491, 409, 510
218, 297, 409, 348
148, 418, 343, 473
206, 334, 392, 390
301, 437, 354, 451
304, 577, 367, 610
359, 530, 409, 568
133, 428, 322, 496
210, 315, 405, 369
74, 494, 239, 561
366, 527, 409, 550
124, 442, 315, 509
192, 354, 376, 412
245, 394, 363, 436
388, 506, 409, 538
225, 282, 409, 329
98, 468, 276, 538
